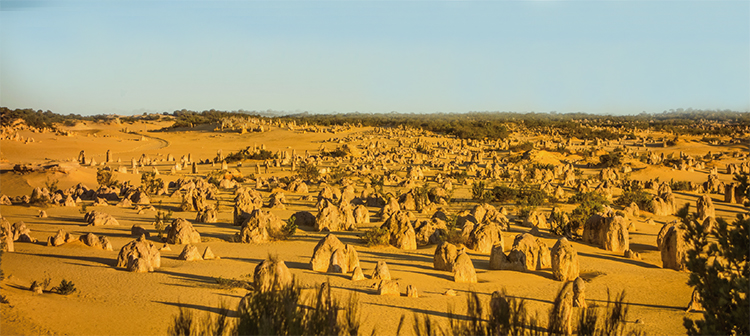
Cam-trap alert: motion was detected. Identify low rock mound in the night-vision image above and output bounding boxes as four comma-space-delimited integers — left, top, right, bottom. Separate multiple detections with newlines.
117, 235, 161, 272
253, 258, 293, 292
84, 211, 119, 226
166, 218, 201, 244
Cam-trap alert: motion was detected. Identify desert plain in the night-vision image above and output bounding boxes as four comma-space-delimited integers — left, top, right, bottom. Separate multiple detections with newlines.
0, 112, 747, 335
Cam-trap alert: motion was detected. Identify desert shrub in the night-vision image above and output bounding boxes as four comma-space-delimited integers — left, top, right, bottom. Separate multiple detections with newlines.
214, 277, 252, 290
281, 215, 298, 239
141, 171, 164, 195
402, 286, 638, 336
296, 161, 320, 181
154, 210, 173, 237
412, 184, 431, 211
516, 184, 546, 207
491, 185, 518, 203
670, 180, 692, 191
599, 151, 623, 168
168, 281, 358, 336
224, 148, 277, 163
568, 192, 609, 237
683, 177, 750, 336
415, 144, 434, 155
325, 148, 348, 158
508, 142, 534, 152
328, 166, 349, 182
236, 280, 358, 336
438, 214, 465, 246
471, 181, 486, 201
360, 227, 390, 247
96, 169, 119, 187
549, 210, 571, 237
448, 171, 469, 184
615, 187, 651, 210
44, 177, 60, 194
52, 279, 77, 295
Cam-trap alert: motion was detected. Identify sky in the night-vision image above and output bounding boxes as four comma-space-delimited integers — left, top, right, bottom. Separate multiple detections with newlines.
1, 0, 748, 116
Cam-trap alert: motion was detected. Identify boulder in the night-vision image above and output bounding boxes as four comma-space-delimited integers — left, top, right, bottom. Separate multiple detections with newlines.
453, 251, 477, 283
381, 211, 417, 250
202, 247, 217, 260
536, 239, 551, 269
583, 213, 629, 252
12, 222, 36, 243
467, 223, 504, 254
415, 218, 447, 246
549, 282, 574, 336
661, 224, 687, 271
178, 244, 203, 261
488, 243, 507, 270
84, 211, 120, 226
406, 284, 418, 298
551, 238, 579, 281
371, 260, 391, 280
47, 229, 73, 247
434, 241, 459, 271
238, 210, 284, 243
253, 258, 293, 292
328, 244, 361, 274
291, 211, 316, 228
696, 194, 715, 222
377, 280, 399, 296
1, 217, 15, 252
624, 249, 641, 260
268, 191, 286, 209
353, 205, 370, 225
79, 233, 102, 249
116, 235, 161, 272
196, 209, 218, 223
511, 233, 540, 271
233, 188, 264, 225
131, 225, 150, 238
523, 210, 549, 229
315, 203, 342, 232
166, 218, 201, 244
572, 277, 587, 308
310, 234, 345, 272
351, 266, 365, 281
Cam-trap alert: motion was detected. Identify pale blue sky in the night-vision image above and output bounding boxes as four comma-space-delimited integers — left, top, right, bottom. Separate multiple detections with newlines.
1, 0, 748, 116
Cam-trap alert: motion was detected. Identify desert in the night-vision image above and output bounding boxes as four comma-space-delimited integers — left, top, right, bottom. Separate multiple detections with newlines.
0, 109, 748, 335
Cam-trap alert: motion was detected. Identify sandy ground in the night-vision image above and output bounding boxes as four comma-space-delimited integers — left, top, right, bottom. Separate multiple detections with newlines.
0, 120, 746, 335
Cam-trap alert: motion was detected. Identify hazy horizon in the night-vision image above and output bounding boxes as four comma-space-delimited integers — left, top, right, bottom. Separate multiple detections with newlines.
1, 0, 748, 116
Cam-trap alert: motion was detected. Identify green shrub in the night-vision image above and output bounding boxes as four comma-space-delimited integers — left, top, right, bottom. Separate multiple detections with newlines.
360, 227, 390, 247
569, 192, 609, 236
214, 277, 252, 290
224, 148, 277, 163
296, 161, 320, 181
52, 279, 77, 295
96, 169, 119, 187
168, 281, 359, 336
508, 142, 534, 152
141, 171, 164, 195
447, 171, 468, 184
491, 185, 518, 203
471, 181, 486, 201
615, 187, 651, 210
670, 180, 692, 191
683, 178, 750, 336
599, 151, 623, 168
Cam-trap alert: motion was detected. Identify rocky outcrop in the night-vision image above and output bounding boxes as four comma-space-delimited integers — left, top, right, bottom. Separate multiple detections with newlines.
583, 213, 629, 252
315, 203, 342, 232
1, 217, 15, 252
453, 251, 477, 283
84, 211, 119, 226
47, 229, 73, 247
116, 235, 161, 272
551, 238, 579, 281
253, 258, 293, 292
696, 194, 715, 222
238, 210, 284, 243
661, 224, 687, 271
371, 260, 392, 280
381, 211, 417, 250
434, 241, 459, 271
178, 244, 203, 261
166, 218, 201, 244
377, 280, 399, 296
